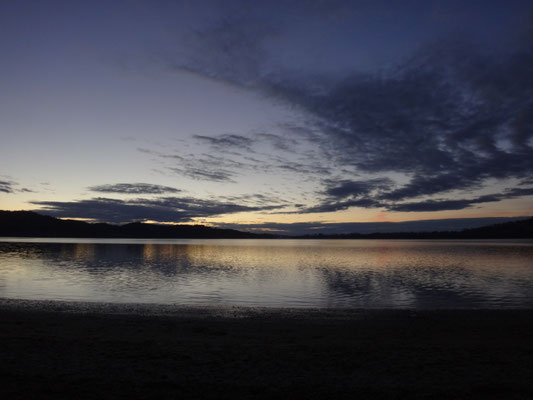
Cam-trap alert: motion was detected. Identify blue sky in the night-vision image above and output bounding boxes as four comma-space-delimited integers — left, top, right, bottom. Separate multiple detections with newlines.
1, 0, 532, 234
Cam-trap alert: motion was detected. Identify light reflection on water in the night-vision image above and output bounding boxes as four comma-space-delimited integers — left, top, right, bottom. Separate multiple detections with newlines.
0, 238, 532, 308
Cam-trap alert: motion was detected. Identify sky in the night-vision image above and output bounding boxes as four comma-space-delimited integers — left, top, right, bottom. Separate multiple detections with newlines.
1, 0, 532, 234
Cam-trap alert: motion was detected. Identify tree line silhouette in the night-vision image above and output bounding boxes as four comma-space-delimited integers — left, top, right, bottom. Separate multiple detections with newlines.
1, 211, 532, 239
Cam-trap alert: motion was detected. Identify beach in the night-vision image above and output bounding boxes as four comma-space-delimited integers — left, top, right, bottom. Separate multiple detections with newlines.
1, 299, 533, 399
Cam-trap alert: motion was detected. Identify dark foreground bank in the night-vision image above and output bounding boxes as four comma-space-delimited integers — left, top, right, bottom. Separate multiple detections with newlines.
1, 299, 533, 399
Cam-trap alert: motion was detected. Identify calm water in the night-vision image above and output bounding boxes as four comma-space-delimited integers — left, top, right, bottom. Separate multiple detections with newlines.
0, 238, 532, 308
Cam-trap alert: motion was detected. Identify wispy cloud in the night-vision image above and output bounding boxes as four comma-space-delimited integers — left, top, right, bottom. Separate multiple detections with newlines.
324, 178, 393, 199
141, 138, 333, 184
254, 132, 299, 152
194, 134, 254, 151
0, 180, 14, 193
0, 179, 34, 194
89, 183, 181, 195
169, 166, 237, 183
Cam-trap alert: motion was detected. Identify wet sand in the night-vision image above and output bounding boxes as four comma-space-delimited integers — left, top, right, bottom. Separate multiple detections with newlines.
1, 299, 533, 399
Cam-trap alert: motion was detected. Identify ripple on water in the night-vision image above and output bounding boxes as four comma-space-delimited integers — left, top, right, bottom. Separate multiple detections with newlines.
0, 239, 532, 308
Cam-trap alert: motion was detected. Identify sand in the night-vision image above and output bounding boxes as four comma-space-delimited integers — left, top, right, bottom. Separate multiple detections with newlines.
1, 298, 533, 399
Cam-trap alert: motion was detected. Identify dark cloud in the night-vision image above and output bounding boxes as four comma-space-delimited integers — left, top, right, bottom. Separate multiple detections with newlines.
33, 198, 185, 223
296, 197, 382, 214
301, 181, 533, 214
32, 195, 286, 224
288, 178, 389, 213
506, 186, 533, 198
89, 183, 180, 195
0, 179, 34, 194
324, 178, 393, 199
380, 174, 479, 202
131, 196, 284, 217
387, 196, 501, 213
274, 41, 533, 194
164, 16, 533, 213
0, 180, 14, 193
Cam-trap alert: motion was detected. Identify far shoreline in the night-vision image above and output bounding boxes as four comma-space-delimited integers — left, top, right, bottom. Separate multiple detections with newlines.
1, 211, 532, 240
2, 236, 533, 243
3, 297, 533, 316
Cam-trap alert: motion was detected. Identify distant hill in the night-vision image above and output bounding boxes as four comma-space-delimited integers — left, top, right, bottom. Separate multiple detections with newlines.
0, 211, 532, 239
297, 217, 533, 239
0, 211, 274, 239
454, 217, 533, 239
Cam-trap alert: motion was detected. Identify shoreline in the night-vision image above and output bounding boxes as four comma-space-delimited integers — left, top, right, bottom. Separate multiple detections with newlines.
2, 298, 533, 399
3, 296, 533, 317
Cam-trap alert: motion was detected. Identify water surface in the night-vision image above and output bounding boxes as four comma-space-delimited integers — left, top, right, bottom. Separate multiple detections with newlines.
1, 238, 532, 308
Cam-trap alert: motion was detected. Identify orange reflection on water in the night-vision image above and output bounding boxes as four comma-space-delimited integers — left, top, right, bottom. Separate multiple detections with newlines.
74, 243, 96, 260
2, 239, 532, 308
142, 243, 192, 262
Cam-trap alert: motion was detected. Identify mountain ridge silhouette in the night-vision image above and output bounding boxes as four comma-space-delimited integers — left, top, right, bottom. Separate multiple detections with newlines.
1, 210, 532, 239
0, 211, 273, 239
